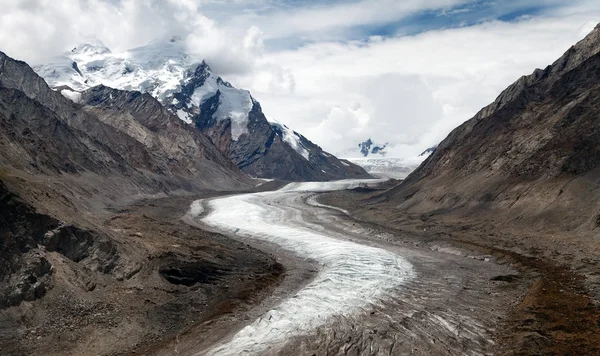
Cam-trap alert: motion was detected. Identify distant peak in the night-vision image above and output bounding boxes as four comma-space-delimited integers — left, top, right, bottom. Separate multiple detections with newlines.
216, 76, 233, 88
71, 40, 111, 55
199, 60, 212, 72
358, 138, 387, 157
190, 60, 213, 77
419, 145, 438, 157
170, 35, 182, 43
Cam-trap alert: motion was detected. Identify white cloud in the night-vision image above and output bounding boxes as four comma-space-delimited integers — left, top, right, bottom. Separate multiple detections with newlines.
0, 0, 262, 75
230, 13, 600, 157
2, 1, 600, 159
227, 0, 472, 40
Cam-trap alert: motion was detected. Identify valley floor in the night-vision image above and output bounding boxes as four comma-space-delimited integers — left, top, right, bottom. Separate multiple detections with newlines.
152, 180, 526, 355
0, 193, 284, 356
5, 179, 600, 355
318, 183, 600, 355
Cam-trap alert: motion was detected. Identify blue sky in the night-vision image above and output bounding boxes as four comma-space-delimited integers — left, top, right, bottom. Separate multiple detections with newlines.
196, 0, 596, 50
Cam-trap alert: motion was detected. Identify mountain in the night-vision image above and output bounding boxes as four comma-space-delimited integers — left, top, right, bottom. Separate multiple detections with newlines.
382, 23, 600, 232
344, 157, 421, 180
338, 138, 388, 158
0, 50, 252, 308
34, 39, 370, 181
358, 138, 388, 157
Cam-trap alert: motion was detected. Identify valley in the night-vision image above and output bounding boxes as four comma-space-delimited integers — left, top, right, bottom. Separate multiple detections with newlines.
148, 180, 523, 355
2, 7, 600, 355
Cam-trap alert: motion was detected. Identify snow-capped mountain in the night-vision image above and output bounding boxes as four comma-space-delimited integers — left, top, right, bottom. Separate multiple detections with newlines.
35, 39, 370, 181
338, 138, 388, 158
358, 138, 388, 157
35, 37, 191, 101
341, 140, 437, 179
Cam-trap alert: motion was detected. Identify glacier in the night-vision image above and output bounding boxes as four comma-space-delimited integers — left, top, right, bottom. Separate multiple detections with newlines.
185, 180, 414, 355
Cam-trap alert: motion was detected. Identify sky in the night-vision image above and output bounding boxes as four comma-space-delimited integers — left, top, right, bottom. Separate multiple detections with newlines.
1, 0, 600, 158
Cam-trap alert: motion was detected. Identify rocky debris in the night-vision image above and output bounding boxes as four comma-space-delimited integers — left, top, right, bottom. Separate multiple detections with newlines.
0, 250, 52, 309
0, 178, 138, 309
0, 195, 284, 356
0, 180, 56, 308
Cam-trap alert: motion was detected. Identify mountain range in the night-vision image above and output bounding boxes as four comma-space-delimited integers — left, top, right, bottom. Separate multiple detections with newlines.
34, 38, 369, 181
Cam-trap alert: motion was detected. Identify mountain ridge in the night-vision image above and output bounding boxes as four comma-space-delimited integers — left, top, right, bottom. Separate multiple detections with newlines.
381, 23, 600, 233
34, 40, 371, 181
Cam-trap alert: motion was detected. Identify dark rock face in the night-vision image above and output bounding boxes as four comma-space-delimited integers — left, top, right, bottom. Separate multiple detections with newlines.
0, 180, 55, 308
384, 24, 600, 231
0, 180, 124, 308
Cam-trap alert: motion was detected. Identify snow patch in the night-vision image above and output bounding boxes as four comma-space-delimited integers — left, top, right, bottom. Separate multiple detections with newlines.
272, 121, 310, 161
176, 109, 192, 124
60, 89, 82, 103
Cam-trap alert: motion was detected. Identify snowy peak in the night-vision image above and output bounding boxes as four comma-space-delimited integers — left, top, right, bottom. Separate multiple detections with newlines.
34, 39, 371, 181
358, 138, 388, 157
336, 139, 390, 158
70, 40, 111, 56
166, 59, 254, 140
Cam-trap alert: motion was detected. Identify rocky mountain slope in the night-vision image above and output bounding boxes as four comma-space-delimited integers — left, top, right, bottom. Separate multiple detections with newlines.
0, 47, 251, 302
381, 23, 600, 231
35, 39, 370, 181
1, 51, 249, 192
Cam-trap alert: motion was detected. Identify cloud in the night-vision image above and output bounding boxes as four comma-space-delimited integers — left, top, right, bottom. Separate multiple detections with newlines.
225, 0, 472, 40
231, 12, 600, 157
2, 0, 600, 159
0, 0, 263, 75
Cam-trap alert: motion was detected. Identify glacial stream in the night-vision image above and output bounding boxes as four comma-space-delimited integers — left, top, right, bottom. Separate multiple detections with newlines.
187, 180, 415, 355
